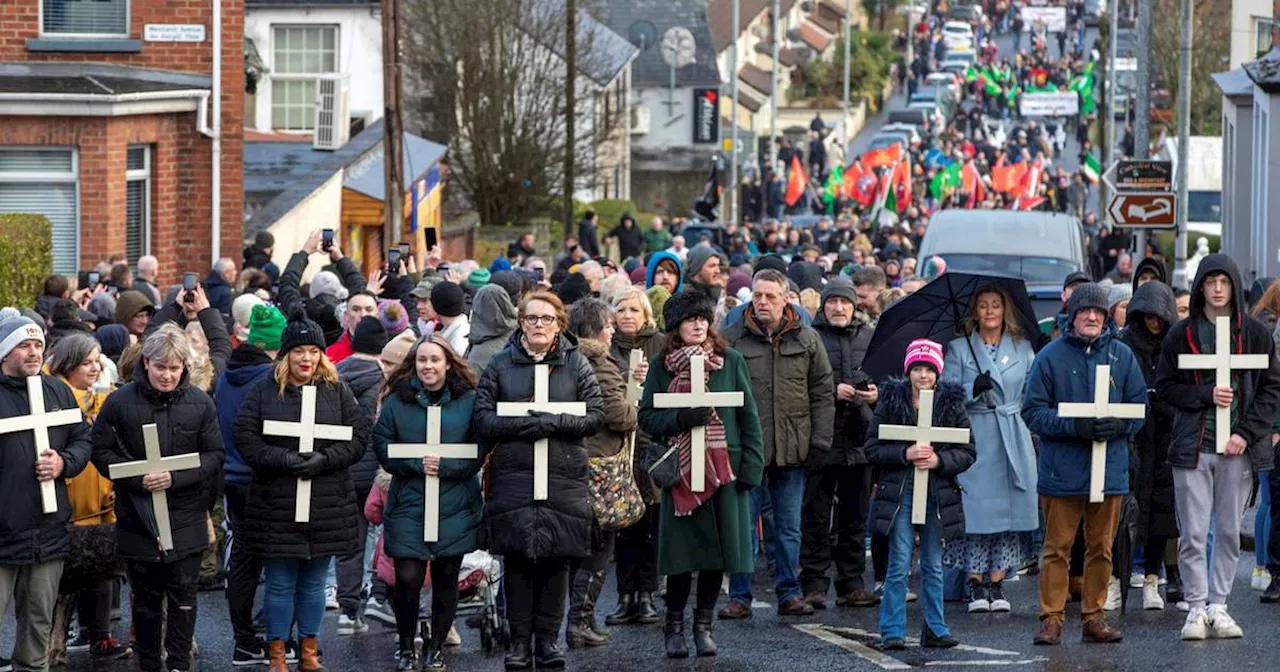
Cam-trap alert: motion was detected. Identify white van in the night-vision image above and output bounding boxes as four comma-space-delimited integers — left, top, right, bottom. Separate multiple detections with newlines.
1155, 136, 1222, 237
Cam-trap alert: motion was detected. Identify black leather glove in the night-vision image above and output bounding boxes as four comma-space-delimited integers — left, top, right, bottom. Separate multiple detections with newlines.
284, 451, 306, 474
293, 452, 328, 480
1092, 418, 1129, 442
1074, 418, 1097, 440
972, 370, 996, 397
526, 410, 560, 437
676, 407, 712, 431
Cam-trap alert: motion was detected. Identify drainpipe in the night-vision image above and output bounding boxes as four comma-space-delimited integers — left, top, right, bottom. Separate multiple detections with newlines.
210, 0, 223, 267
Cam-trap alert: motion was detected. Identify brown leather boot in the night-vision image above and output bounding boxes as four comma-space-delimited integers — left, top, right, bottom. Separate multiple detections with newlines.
1032, 618, 1063, 646
299, 635, 326, 670
1081, 617, 1123, 643
267, 639, 289, 672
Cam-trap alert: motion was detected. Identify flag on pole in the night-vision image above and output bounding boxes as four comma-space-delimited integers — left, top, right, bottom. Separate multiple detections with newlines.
1082, 153, 1101, 183
823, 163, 844, 211
1013, 195, 1047, 211
1021, 158, 1043, 197
892, 157, 911, 214
961, 160, 985, 206
929, 163, 962, 200
862, 143, 902, 170
785, 155, 808, 207
848, 161, 877, 207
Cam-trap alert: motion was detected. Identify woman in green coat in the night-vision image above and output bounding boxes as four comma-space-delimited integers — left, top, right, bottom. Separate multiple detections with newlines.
373, 335, 486, 672
638, 292, 764, 660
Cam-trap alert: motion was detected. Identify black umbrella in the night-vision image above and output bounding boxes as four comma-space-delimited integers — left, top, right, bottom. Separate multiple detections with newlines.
862, 272, 1046, 383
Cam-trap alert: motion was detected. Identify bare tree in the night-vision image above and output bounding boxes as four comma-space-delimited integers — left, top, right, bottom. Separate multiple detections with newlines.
1149, 0, 1229, 134
402, 0, 622, 228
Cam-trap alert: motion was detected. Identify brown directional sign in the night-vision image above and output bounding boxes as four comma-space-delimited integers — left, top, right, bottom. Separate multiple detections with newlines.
1115, 160, 1173, 191
1108, 192, 1177, 229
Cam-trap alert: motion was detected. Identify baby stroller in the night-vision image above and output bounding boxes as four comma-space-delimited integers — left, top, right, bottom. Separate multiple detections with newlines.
429, 550, 507, 655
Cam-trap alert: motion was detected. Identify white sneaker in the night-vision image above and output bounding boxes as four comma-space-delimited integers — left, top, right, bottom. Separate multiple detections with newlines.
1181, 607, 1209, 640
1141, 575, 1164, 610
325, 585, 339, 610
1252, 567, 1272, 591
445, 625, 461, 646
1104, 576, 1121, 611
337, 613, 368, 636
1207, 604, 1244, 638
1176, 600, 1190, 612
1129, 572, 1145, 589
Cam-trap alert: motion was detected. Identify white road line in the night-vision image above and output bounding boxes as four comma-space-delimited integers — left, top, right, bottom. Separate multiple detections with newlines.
792, 624, 912, 670
822, 626, 1022, 657
795, 623, 1049, 669
922, 661, 1049, 667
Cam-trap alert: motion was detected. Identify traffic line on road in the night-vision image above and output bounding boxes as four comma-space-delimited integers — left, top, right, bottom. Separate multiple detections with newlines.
794, 623, 1049, 669
793, 623, 912, 670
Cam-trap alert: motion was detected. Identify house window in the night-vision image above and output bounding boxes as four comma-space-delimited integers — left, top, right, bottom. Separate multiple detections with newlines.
41, 0, 129, 37
0, 149, 78, 274
1258, 18, 1274, 58
126, 146, 150, 267
271, 25, 339, 131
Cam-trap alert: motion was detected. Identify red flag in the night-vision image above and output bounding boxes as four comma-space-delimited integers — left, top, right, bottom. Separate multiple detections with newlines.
1021, 158, 1043, 197
862, 143, 902, 170
892, 158, 911, 214
849, 162, 877, 207
842, 161, 863, 200
961, 160, 985, 207
1014, 196, 1046, 211
785, 155, 808, 207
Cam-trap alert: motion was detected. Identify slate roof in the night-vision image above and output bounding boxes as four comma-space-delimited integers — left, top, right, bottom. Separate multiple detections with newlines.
1212, 68, 1253, 98
738, 88, 764, 112
587, 0, 722, 88
809, 10, 840, 35
739, 63, 773, 95
0, 63, 210, 95
798, 22, 831, 52
706, 0, 795, 52
531, 0, 639, 87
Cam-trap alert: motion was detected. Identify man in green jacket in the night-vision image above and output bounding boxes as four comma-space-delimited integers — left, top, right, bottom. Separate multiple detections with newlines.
643, 217, 673, 257
719, 269, 835, 618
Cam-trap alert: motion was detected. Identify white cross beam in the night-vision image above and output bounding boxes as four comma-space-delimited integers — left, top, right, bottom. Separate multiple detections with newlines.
262, 385, 354, 522
626, 349, 645, 404
107, 424, 201, 551
387, 406, 478, 542
1178, 315, 1270, 454
652, 355, 744, 492
0, 376, 81, 513
877, 389, 971, 524
495, 365, 587, 500
1057, 364, 1145, 502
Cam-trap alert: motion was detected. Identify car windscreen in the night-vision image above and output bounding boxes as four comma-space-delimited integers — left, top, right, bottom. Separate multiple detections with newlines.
1188, 191, 1221, 223
937, 254, 1080, 284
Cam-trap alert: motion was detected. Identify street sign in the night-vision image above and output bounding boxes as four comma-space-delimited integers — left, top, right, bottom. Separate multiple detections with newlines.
1108, 192, 1177, 228
1114, 57, 1138, 72
1115, 160, 1173, 191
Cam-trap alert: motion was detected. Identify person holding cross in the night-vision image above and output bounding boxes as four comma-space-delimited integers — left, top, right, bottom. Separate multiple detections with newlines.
1022, 282, 1148, 646
374, 335, 486, 671
233, 307, 371, 671
473, 289, 605, 671
1154, 254, 1280, 640
0, 312, 92, 672
89, 323, 224, 672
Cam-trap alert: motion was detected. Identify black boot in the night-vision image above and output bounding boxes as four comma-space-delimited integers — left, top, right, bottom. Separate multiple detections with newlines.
566, 570, 609, 649
605, 593, 638, 626
664, 611, 689, 659
635, 592, 660, 624
503, 639, 532, 671
584, 569, 612, 639
1165, 564, 1185, 605
692, 609, 717, 657
533, 638, 565, 669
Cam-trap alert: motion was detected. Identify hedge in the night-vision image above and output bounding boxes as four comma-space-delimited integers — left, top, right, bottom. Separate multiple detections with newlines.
573, 199, 638, 229
0, 214, 52, 310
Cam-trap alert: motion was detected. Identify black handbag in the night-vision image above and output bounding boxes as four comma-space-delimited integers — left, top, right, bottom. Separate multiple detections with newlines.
640, 440, 680, 489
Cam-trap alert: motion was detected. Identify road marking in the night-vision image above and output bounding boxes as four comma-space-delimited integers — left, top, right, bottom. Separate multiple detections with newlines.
793, 624, 911, 670
794, 624, 1049, 669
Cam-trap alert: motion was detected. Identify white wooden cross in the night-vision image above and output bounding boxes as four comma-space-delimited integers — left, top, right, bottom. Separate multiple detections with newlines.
107, 424, 202, 551
626, 349, 644, 454
652, 355, 744, 492
495, 365, 587, 500
1057, 365, 1145, 502
877, 389, 971, 524
1178, 315, 1270, 454
387, 406, 478, 542
0, 376, 82, 513
262, 385, 354, 522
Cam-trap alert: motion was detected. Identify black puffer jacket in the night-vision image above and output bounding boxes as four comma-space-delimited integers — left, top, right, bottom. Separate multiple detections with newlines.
0, 373, 92, 565
866, 380, 974, 543
335, 355, 384, 499
233, 376, 371, 559
276, 251, 366, 347
474, 332, 605, 559
813, 310, 875, 466
90, 369, 224, 563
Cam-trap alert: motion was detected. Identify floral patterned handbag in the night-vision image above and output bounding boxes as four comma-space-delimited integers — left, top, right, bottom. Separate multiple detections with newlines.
588, 432, 647, 531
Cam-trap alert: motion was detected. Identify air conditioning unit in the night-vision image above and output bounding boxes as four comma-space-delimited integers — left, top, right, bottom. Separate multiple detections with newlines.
630, 105, 651, 135
313, 74, 351, 151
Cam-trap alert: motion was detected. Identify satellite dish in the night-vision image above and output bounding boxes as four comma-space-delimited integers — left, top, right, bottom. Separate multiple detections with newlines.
660, 26, 697, 69
628, 20, 658, 51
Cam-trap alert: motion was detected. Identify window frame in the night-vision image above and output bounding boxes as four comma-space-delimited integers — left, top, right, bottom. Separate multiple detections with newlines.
1257, 18, 1274, 58
126, 145, 151, 262
39, 0, 131, 39
0, 147, 80, 274
269, 24, 341, 132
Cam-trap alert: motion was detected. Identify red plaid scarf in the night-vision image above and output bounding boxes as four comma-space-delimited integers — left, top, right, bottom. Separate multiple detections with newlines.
663, 343, 734, 516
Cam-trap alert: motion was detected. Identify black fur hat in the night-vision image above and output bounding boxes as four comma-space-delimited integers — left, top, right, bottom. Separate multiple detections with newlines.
662, 291, 716, 334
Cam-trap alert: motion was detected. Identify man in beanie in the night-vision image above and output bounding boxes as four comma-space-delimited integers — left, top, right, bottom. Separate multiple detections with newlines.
114, 289, 155, 338
324, 290, 380, 365
214, 303, 284, 665
0, 315, 93, 671
430, 281, 470, 355
800, 280, 879, 609
1022, 282, 1147, 645
278, 229, 368, 347
683, 246, 728, 303
243, 230, 281, 284
1156, 255, 1280, 638
721, 269, 834, 618
333, 316, 388, 634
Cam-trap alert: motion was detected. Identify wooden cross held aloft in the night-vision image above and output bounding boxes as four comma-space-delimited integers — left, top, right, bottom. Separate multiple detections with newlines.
652, 355, 744, 492
108, 424, 201, 551
262, 385, 354, 522
0, 376, 82, 513
387, 406, 478, 542
1057, 364, 1145, 502
877, 389, 971, 524
496, 365, 587, 500
1178, 315, 1270, 454
625, 349, 644, 454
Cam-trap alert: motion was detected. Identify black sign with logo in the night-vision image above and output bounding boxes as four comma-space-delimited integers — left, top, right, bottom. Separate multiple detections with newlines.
1116, 160, 1173, 191
693, 88, 719, 144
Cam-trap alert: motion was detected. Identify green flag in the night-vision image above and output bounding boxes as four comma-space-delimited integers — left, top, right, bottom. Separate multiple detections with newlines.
929, 164, 961, 200
823, 164, 843, 211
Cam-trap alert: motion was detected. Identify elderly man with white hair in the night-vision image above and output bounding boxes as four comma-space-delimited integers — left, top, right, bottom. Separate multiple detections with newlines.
204, 257, 238, 316
666, 236, 689, 262
132, 255, 163, 306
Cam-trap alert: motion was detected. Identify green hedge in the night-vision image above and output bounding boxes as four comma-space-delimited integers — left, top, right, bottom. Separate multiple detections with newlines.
0, 214, 52, 310
1153, 230, 1220, 258
573, 199, 638, 229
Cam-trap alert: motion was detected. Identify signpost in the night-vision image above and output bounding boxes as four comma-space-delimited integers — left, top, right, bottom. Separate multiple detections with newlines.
1103, 159, 1176, 229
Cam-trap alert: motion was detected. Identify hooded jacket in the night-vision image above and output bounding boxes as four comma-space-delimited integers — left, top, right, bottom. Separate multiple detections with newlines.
1154, 254, 1280, 470
336, 355, 385, 498
644, 251, 683, 295
812, 307, 875, 465
1131, 256, 1168, 292
607, 215, 645, 260
212, 344, 274, 486
466, 284, 518, 374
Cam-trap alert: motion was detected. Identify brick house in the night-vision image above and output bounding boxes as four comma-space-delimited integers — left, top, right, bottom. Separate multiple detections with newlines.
0, 0, 244, 283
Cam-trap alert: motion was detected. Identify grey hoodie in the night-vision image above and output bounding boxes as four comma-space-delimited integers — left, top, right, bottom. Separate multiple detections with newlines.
466, 284, 518, 374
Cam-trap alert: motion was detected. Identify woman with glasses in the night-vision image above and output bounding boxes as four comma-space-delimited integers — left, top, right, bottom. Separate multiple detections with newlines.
474, 290, 605, 671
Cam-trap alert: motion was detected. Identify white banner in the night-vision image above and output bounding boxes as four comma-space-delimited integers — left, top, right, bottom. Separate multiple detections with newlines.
1019, 92, 1080, 116
1020, 7, 1067, 32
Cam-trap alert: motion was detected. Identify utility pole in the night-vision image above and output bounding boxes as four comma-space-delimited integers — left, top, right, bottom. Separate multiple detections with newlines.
381, 0, 404, 250
769, 0, 780, 172
1100, 0, 1117, 231
1173, 0, 1192, 287
1132, 0, 1152, 259
730, 0, 740, 225
841, 0, 851, 152
906, 3, 914, 79
563, 0, 577, 240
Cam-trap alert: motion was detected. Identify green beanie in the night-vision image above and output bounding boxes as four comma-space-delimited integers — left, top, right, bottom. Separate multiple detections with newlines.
467, 269, 491, 287
248, 304, 286, 351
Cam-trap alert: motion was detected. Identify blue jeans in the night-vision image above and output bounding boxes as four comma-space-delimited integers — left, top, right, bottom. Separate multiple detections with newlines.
1257, 471, 1271, 567
880, 492, 948, 640
263, 557, 330, 642
728, 466, 806, 604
